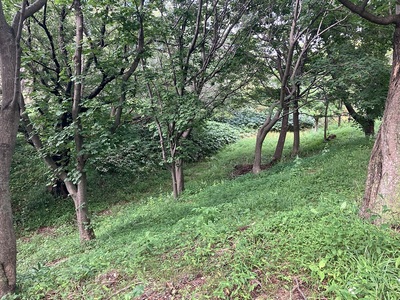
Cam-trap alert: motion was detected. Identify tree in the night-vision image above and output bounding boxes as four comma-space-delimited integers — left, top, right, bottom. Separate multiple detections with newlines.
139, 0, 255, 198
0, 0, 47, 296
19, 0, 146, 241
318, 12, 391, 137
252, 0, 343, 173
337, 0, 400, 223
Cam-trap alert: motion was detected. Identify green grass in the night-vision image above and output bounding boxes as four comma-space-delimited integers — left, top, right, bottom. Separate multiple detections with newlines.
9, 124, 400, 299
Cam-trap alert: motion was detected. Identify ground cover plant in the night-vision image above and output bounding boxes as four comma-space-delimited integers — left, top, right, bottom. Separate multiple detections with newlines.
9, 124, 400, 299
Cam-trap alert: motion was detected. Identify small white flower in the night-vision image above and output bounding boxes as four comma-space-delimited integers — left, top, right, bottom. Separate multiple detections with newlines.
348, 287, 356, 295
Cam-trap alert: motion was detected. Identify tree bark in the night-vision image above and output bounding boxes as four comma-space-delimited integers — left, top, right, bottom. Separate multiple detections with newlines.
272, 104, 290, 162
170, 158, 184, 199
175, 158, 184, 194
170, 162, 179, 199
253, 108, 282, 174
70, 0, 95, 241
65, 175, 95, 241
0, 1, 47, 296
361, 25, 400, 223
0, 43, 18, 297
292, 98, 300, 156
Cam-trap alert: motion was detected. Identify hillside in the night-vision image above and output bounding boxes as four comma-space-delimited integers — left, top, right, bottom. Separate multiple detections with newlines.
10, 125, 400, 299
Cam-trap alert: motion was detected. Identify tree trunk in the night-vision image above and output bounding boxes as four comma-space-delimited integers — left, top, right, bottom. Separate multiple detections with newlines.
314, 117, 319, 132
343, 100, 375, 137
253, 130, 267, 174
175, 158, 184, 194
361, 25, 400, 223
68, 0, 95, 241
170, 162, 179, 199
65, 174, 95, 241
170, 159, 184, 199
0, 83, 18, 299
111, 91, 125, 134
363, 119, 375, 136
253, 108, 282, 174
292, 98, 300, 156
324, 101, 329, 141
0, 1, 47, 291
272, 105, 290, 162
0, 14, 19, 299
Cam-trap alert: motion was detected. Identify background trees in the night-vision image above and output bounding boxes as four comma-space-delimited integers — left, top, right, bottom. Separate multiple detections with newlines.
251, 0, 344, 173
137, 0, 256, 197
319, 12, 391, 136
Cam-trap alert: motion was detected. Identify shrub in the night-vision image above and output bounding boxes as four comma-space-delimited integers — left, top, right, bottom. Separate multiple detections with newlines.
214, 107, 266, 129
183, 121, 240, 161
214, 107, 315, 131
273, 113, 315, 131
88, 124, 160, 174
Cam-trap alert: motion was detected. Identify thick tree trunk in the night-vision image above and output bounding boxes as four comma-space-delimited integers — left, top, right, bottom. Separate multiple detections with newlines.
361, 26, 400, 223
0, 1, 46, 292
0, 20, 19, 299
272, 105, 290, 162
292, 99, 300, 156
0, 103, 18, 299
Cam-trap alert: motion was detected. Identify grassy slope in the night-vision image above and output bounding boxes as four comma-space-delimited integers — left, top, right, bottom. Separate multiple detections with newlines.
11, 125, 400, 299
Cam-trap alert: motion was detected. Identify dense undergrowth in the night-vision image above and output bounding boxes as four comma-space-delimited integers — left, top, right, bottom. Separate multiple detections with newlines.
8, 124, 400, 299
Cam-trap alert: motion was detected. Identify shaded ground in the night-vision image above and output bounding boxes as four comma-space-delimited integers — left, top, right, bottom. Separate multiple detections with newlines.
231, 163, 275, 177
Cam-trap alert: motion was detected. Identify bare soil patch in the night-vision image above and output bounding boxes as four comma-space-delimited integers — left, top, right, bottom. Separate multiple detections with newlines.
231, 162, 275, 177
138, 273, 206, 300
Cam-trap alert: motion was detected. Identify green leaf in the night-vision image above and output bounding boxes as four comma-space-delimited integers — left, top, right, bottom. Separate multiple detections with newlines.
395, 256, 400, 268
319, 258, 328, 269
318, 270, 325, 281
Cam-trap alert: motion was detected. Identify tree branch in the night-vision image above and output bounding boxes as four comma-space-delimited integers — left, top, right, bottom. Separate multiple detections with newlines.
12, 0, 47, 31
337, 0, 400, 25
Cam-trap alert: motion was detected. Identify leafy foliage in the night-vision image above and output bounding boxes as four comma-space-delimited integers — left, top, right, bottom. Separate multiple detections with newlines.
215, 107, 315, 131
273, 113, 315, 131
184, 121, 240, 161
88, 123, 160, 174
214, 107, 268, 129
